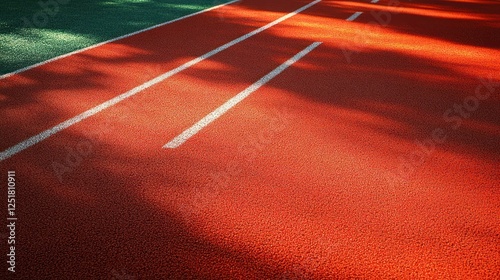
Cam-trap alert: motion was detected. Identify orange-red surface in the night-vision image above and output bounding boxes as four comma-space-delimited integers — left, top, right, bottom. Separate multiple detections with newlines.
1, 0, 499, 279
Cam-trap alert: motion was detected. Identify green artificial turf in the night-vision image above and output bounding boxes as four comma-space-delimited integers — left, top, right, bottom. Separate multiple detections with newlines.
0, 0, 229, 76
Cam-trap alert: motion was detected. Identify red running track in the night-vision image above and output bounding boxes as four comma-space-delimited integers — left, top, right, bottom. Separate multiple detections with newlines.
0, 0, 499, 279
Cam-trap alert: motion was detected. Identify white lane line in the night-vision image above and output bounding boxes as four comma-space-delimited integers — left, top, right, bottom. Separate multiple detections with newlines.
0, 0, 240, 80
370, 0, 380, 3
163, 42, 322, 149
0, 0, 321, 162
346, 11, 363, 21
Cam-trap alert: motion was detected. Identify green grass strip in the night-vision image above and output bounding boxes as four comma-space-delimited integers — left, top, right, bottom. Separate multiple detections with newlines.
0, 0, 230, 76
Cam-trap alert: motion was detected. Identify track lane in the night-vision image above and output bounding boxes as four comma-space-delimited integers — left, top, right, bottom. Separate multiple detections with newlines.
168, 28, 500, 278
1, 0, 499, 279
0, 0, 322, 153
154, 0, 499, 278
1, 0, 354, 279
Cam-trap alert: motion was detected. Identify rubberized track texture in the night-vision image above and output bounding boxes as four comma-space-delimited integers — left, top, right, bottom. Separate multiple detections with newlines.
0, 0, 499, 279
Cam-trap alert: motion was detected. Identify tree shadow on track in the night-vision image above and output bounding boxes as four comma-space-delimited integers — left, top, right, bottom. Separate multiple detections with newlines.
2, 129, 347, 279
0, 0, 225, 75
375, 0, 500, 49
226, 0, 500, 160
1, 0, 500, 279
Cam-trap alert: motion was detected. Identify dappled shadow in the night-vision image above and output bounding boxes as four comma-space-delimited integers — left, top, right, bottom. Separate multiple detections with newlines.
2, 112, 349, 278
312, 0, 500, 49
0, 0, 225, 74
377, 0, 500, 49
1, 0, 499, 278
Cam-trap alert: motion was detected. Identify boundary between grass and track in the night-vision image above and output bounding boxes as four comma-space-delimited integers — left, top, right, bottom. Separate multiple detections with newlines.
0, 0, 322, 162
0, 0, 240, 80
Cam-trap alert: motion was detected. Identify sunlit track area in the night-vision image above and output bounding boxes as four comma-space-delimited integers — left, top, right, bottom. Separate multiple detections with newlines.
0, 0, 499, 279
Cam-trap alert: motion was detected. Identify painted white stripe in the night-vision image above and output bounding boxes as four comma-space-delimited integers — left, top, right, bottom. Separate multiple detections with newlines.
0, 0, 240, 80
346, 11, 363, 21
370, 0, 380, 3
163, 42, 322, 149
0, 0, 321, 162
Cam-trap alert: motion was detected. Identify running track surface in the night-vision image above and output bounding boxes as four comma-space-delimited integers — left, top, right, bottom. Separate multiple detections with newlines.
1, 0, 499, 279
